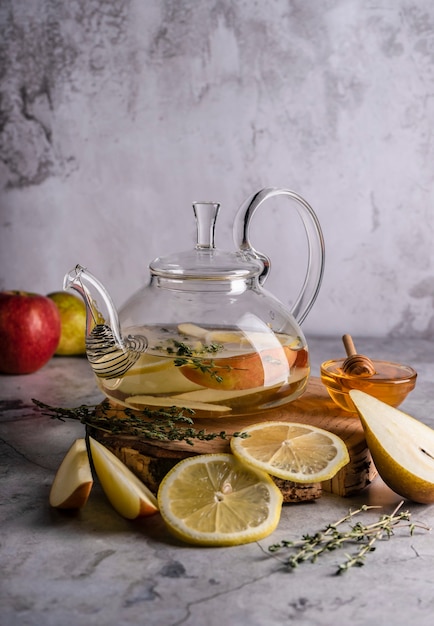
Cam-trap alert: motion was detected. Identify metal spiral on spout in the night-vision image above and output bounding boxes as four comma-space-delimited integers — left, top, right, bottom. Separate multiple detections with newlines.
86, 324, 148, 379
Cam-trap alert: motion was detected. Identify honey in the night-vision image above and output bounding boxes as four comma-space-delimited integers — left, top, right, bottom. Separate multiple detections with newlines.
320, 359, 417, 413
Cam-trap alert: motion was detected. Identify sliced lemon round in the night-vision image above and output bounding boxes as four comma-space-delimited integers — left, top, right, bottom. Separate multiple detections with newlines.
230, 421, 350, 483
157, 453, 283, 546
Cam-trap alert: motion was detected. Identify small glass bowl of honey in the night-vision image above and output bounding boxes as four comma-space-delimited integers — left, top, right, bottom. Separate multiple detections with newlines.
320, 358, 417, 413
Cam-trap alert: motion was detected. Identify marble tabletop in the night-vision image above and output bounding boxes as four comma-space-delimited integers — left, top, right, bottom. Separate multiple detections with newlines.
1, 336, 434, 626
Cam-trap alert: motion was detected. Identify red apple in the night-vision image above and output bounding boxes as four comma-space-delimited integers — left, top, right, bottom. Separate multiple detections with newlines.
0, 291, 61, 374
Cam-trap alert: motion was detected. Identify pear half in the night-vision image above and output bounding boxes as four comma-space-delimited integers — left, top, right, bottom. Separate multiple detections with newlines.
88, 437, 159, 519
350, 390, 434, 503
49, 439, 93, 509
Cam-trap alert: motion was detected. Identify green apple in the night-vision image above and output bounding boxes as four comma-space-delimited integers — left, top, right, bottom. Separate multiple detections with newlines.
47, 291, 86, 356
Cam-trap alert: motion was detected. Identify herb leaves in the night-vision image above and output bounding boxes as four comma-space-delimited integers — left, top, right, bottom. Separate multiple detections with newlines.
32, 398, 246, 446
265, 501, 430, 574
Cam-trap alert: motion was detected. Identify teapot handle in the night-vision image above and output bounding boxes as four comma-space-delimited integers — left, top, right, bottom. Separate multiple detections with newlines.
233, 187, 325, 324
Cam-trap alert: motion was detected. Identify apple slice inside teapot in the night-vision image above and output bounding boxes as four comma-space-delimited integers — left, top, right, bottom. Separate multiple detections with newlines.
176, 323, 307, 391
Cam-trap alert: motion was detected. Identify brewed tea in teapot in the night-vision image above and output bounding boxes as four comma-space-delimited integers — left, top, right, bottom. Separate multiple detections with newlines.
64, 188, 325, 418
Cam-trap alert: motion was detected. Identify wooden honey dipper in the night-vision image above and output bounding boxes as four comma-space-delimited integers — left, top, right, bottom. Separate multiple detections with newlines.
342, 334, 376, 376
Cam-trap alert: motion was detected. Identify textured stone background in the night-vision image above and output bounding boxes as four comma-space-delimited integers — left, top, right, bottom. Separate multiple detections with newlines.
1, 0, 434, 338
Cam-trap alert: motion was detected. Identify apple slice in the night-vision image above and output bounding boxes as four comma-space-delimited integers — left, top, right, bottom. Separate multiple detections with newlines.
174, 384, 274, 403
178, 346, 297, 391
124, 395, 231, 413
350, 390, 434, 503
177, 322, 209, 339
49, 439, 93, 509
88, 437, 159, 519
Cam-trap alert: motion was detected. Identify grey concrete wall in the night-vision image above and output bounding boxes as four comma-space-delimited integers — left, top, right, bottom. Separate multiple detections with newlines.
1, 0, 434, 338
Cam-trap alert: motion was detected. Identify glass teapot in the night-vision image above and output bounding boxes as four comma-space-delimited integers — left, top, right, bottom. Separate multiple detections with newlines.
64, 187, 325, 418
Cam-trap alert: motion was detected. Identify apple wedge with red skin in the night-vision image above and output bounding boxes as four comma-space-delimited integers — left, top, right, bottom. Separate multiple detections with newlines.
50, 437, 159, 517
49, 439, 93, 509
88, 437, 159, 519
0, 291, 61, 374
180, 345, 308, 391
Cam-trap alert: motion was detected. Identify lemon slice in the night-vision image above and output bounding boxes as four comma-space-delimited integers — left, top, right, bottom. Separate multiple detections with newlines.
230, 421, 350, 483
157, 453, 283, 546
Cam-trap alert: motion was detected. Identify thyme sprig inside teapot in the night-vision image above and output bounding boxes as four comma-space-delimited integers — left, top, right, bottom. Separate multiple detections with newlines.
158, 339, 234, 383
32, 399, 248, 446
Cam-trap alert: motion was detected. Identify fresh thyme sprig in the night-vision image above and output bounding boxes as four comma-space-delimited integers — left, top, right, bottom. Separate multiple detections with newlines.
265, 501, 431, 575
164, 340, 233, 384
32, 399, 248, 446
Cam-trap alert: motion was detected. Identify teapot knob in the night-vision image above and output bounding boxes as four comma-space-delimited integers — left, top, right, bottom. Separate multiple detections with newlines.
193, 202, 220, 249
233, 187, 325, 324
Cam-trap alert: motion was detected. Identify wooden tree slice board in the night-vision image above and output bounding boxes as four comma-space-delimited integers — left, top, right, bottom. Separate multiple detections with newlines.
89, 377, 377, 503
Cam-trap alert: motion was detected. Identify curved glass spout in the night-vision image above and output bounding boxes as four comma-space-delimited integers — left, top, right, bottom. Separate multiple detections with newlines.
63, 265, 147, 379
63, 264, 123, 345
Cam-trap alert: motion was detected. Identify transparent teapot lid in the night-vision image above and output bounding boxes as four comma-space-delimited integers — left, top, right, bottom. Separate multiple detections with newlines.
149, 202, 264, 280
